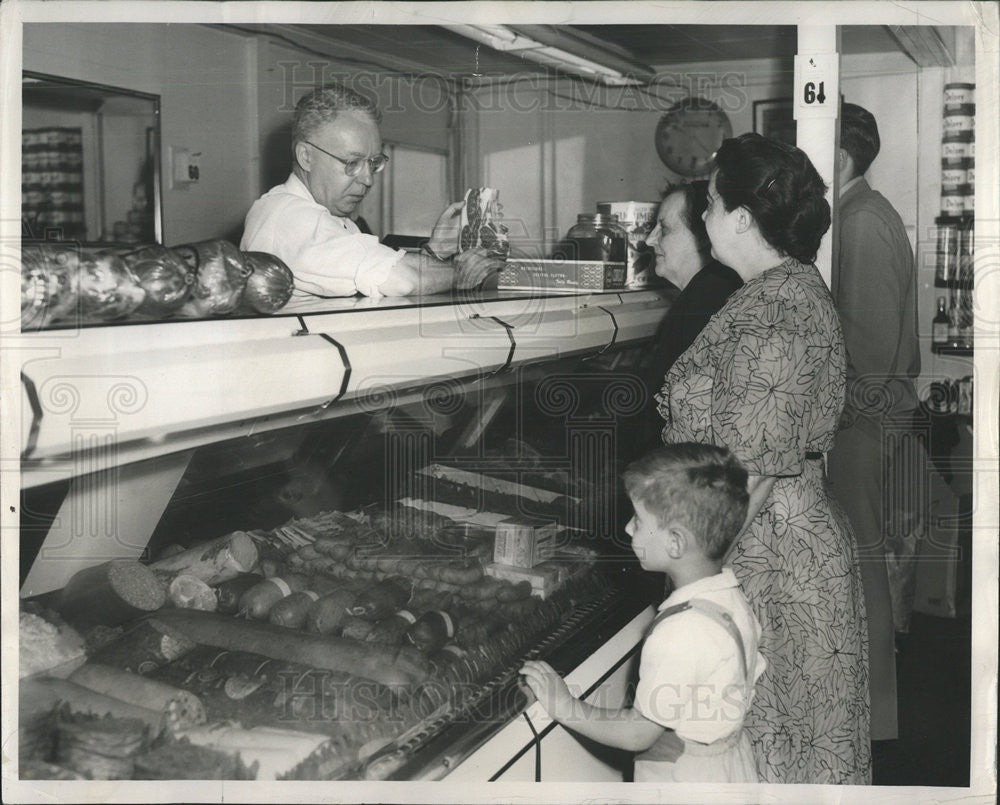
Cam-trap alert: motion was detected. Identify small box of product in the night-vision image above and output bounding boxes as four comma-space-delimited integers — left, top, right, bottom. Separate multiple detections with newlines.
493, 517, 559, 568
498, 258, 627, 293
485, 561, 565, 599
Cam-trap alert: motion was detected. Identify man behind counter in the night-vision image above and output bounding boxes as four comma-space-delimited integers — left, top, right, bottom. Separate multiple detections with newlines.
242, 83, 501, 298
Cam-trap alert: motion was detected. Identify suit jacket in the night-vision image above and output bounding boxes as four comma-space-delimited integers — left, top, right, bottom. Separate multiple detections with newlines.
833, 178, 920, 417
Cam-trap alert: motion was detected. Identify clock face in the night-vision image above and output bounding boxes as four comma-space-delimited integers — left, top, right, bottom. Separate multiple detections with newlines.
655, 98, 733, 177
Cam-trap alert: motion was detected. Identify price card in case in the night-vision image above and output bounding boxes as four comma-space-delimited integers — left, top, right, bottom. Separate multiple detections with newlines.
794, 53, 840, 118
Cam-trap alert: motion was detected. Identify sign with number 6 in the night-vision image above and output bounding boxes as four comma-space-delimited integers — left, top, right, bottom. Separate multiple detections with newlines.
794, 53, 840, 118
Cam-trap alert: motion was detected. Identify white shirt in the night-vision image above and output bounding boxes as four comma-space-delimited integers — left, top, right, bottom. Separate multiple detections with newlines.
241, 173, 405, 298
633, 567, 766, 745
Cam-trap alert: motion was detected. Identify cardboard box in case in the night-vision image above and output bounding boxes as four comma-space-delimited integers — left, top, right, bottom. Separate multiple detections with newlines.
485, 561, 564, 599
498, 258, 626, 292
493, 517, 558, 568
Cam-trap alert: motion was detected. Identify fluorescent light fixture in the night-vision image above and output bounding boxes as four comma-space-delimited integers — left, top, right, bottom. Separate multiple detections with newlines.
443, 23, 648, 86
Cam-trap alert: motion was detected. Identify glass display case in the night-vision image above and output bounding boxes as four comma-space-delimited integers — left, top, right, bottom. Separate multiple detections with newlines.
18, 289, 669, 782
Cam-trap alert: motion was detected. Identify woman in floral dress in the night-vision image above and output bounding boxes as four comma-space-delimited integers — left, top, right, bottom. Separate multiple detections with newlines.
657, 133, 871, 784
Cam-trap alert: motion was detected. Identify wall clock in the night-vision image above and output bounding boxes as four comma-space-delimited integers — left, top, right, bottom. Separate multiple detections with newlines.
655, 97, 733, 177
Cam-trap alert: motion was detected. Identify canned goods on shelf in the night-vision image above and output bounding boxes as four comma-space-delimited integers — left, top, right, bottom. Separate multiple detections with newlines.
941, 165, 968, 187
941, 134, 973, 160
940, 189, 966, 216
962, 193, 975, 214
944, 82, 975, 108
942, 107, 975, 136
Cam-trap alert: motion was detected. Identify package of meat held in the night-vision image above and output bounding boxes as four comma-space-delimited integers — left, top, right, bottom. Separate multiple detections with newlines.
458, 187, 509, 259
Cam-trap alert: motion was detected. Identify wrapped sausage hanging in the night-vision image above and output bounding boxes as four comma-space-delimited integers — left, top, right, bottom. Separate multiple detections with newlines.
77, 251, 147, 321
118, 244, 195, 317
240, 251, 295, 314
21, 244, 76, 329
172, 239, 251, 317
20, 244, 146, 328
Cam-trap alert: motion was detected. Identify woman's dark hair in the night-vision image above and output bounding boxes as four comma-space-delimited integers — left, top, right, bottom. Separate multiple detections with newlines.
662, 180, 711, 262
713, 133, 831, 264
840, 102, 880, 176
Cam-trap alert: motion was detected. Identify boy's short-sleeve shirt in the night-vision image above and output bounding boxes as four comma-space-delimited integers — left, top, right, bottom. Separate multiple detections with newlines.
633, 567, 766, 745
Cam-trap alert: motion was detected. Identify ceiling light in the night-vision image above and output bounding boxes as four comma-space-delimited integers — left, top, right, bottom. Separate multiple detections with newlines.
443, 24, 650, 86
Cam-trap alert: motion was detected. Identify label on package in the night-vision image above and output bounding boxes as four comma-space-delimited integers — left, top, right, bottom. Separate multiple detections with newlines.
493, 518, 558, 568
499, 258, 627, 292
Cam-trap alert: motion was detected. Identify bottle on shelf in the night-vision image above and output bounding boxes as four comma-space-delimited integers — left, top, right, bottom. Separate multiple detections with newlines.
947, 290, 962, 348
957, 284, 974, 349
932, 296, 951, 349
934, 217, 961, 287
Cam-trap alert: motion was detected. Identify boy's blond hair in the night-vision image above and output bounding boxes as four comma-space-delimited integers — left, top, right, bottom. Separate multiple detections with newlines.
622, 443, 749, 560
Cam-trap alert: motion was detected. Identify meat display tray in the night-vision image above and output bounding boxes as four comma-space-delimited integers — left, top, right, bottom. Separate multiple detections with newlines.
363, 584, 646, 780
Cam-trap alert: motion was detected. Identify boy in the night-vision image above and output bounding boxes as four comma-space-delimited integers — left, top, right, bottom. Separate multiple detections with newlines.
520, 443, 766, 783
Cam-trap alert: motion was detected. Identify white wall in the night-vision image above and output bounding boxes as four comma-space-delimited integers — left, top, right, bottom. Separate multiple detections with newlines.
253, 38, 454, 236
464, 59, 794, 251
23, 23, 259, 246
842, 52, 920, 250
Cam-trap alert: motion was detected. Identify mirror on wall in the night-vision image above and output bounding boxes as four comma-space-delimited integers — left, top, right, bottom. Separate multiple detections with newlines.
22, 72, 162, 245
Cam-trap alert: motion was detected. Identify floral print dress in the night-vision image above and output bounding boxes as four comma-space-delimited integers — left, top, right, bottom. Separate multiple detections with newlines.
657, 258, 871, 785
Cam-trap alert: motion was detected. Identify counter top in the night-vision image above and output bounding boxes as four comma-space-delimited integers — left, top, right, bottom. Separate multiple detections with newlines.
19, 286, 671, 490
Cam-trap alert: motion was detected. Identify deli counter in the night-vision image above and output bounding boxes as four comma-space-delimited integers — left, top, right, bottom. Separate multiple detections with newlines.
17, 286, 671, 783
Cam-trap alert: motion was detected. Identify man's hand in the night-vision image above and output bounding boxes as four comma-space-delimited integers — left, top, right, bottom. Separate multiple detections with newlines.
453, 247, 504, 290
426, 200, 465, 260
520, 660, 576, 721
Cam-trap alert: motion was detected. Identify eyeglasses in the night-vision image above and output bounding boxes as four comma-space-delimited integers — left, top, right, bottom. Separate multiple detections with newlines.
304, 140, 389, 177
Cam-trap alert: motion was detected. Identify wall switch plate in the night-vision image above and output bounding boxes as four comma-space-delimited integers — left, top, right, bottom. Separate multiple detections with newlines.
170, 146, 201, 187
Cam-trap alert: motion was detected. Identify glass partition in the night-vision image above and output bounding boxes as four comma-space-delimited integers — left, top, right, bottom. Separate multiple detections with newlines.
22, 71, 162, 245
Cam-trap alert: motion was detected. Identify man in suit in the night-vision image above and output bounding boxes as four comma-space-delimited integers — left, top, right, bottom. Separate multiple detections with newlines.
828, 102, 921, 766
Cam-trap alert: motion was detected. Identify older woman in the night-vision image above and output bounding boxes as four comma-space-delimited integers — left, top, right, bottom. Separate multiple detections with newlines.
656, 134, 870, 784
643, 181, 743, 386
636, 181, 743, 467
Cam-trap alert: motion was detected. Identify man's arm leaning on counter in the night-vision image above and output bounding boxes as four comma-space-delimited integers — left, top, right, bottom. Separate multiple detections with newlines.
376, 247, 502, 296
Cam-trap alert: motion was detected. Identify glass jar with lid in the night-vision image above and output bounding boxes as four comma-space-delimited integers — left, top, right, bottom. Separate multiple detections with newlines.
553, 213, 628, 263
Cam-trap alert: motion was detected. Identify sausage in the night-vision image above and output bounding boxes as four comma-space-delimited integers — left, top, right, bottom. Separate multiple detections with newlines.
406, 611, 455, 654
268, 590, 320, 628
237, 574, 308, 619
306, 589, 359, 635
150, 609, 430, 688
215, 574, 264, 615
495, 580, 532, 602
348, 578, 412, 620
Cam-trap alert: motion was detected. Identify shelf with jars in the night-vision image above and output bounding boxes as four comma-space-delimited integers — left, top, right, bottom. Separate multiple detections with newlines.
931, 81, 975, 356
931, 213, 974, 356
